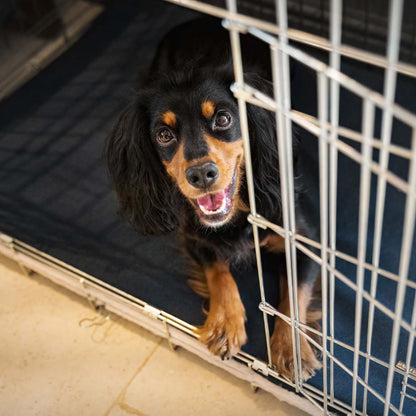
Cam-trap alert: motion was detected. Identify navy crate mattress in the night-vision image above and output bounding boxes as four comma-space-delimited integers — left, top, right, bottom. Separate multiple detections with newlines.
1, 1, 415, 414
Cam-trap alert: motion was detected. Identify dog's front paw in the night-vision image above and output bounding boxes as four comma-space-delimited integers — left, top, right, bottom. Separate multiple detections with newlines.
198, 304, 247, 359
271, 318, 321, 381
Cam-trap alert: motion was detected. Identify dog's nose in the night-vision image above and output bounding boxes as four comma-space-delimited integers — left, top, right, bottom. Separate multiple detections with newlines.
185, 162, 219, 189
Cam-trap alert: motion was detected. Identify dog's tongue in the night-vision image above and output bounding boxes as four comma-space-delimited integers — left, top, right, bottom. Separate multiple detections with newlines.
197, 191, 225, 212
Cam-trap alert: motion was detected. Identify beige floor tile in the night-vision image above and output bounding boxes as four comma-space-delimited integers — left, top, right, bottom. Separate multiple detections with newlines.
110, 342, 309, 416
0, 255, 161, 416
0, 254, 309, 416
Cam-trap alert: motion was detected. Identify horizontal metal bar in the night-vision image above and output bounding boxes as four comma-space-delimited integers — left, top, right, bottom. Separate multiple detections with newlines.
302, 384, 358, 415
163, 0, 416, 78
228, 27, 416, 127
232, 84, 415, 198
298, 388, 327, 414
402, 392, 416, 403
247, 214, 416, 290
295, 111, 414, 161
329, 354, 401, 416
249, 216, 416, 341
401, 382, 416, 392
233, 81, 410, 165
260, 300, 416, 383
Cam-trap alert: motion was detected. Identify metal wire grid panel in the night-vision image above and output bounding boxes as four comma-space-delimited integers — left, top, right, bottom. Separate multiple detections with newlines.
205, 0, 416, 66
165, 0, 416, 414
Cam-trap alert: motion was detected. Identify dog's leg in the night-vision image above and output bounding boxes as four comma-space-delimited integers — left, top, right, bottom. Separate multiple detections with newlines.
263, 232, 321, 379
198, 262, 247, 359
271, 276, 322, 380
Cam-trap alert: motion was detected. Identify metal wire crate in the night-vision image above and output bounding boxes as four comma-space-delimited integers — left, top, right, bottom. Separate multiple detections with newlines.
0, 0, 415, 414
161, 0, 416, 414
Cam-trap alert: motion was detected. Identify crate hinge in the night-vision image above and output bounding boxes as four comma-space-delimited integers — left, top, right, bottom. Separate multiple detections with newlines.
250, 359, 270, 376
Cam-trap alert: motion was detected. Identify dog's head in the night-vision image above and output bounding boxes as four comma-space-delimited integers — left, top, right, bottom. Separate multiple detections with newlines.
152, 74, 246, 228
106, 68, 282, 234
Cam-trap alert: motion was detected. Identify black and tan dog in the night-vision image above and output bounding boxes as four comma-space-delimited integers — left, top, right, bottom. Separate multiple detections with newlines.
106, 17, 321, 380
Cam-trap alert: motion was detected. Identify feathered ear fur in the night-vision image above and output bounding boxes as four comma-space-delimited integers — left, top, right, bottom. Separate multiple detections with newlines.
244, 73, 286, 220
246, 101, 283, 219
106, 95, 181, 235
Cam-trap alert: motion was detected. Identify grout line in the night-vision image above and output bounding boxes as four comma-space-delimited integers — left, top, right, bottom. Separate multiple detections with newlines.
103, 338, 163, 416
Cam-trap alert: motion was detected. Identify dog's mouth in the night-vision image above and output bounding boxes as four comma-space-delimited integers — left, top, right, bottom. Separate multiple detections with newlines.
192, 169, 238, 226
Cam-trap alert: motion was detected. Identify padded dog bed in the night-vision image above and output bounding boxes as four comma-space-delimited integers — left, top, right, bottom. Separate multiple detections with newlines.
0, 0, 415, 414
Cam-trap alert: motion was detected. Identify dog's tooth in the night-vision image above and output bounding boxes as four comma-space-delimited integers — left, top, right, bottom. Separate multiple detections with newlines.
199, 194, 227, 216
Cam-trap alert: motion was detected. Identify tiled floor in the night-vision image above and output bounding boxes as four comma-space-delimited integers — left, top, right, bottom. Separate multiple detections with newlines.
0, 254, 309, 416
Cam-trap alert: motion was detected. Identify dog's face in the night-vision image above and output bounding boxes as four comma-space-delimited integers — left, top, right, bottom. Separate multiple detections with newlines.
149, 79, 245, 227
107, 69, 281, 235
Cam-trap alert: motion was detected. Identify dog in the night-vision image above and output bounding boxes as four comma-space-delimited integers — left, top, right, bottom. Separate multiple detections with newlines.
106, 17, 321, 380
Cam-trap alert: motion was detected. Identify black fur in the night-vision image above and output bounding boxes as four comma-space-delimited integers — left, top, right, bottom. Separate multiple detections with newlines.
106, 16, 318, 293
106, 94, 182, 234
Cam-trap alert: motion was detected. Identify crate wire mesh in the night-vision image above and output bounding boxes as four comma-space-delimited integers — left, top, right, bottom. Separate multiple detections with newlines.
164, 0, 416, 414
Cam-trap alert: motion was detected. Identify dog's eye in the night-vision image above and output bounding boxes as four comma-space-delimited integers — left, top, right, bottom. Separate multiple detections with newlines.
214, 111, 232, 130
156, 128, 176, 146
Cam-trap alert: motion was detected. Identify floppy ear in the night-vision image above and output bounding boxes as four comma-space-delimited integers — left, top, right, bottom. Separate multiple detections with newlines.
106, 96, 181, 235
246, 101, 283, 218
244, 73, 283, 219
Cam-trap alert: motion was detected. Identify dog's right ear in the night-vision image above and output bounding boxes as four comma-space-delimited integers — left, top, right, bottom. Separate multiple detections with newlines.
106, 95, 180, 235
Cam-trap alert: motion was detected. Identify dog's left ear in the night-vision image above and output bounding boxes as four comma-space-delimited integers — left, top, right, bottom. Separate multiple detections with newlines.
106, 94, 181, 235
243, 73, 285, 218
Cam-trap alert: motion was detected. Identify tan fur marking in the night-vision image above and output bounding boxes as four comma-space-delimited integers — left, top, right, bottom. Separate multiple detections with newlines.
202, 101, 215, 118
271, 280, 322, 380
261, 233, 286, 253
198, 262, 247, 358
278, 281, 311, 323
162, 135, 246, 223
162, 142, 184, 182
162, 111, 176, 127
204, 135, 244, 194
163, 135, 244, 201
261, 228, 305, 253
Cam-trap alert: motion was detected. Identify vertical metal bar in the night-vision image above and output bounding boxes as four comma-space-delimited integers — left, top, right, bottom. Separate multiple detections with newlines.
351, 99, 375, 416
400, 290, 416, 412
383, 127, 416, 416
225, 0, 274, 367
275, 0, 303, 388
328, 0, 342, 405
317, 71, 329, 415
270, 43, 302, 389
364, 0, 404, 413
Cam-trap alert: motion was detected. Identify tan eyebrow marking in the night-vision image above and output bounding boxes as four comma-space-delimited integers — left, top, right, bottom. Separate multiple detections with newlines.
162, 142, 184, 182
162, 111, 176, 127
202, 101, 215, 118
